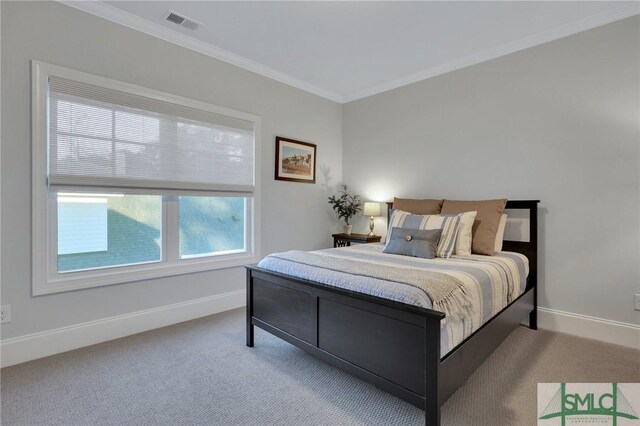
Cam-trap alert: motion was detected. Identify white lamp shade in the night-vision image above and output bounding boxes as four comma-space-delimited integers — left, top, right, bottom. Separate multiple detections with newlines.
363, 202, 381, 217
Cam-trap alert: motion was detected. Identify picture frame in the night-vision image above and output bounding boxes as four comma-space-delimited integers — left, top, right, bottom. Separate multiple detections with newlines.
274, 136, 317, 183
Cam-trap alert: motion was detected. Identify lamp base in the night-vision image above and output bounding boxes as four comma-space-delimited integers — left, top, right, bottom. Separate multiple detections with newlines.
368, 216, 375, 237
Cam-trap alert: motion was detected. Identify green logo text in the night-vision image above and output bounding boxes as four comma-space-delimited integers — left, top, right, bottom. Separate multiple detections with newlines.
539, 383, 638, 426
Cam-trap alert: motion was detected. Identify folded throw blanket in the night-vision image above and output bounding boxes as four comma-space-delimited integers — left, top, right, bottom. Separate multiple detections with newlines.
268, 250, 471, 322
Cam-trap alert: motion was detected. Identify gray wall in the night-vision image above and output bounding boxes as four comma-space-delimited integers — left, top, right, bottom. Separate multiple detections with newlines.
2, 2, 638, 341
343, 16, 640, 325
0, 2, 342, 339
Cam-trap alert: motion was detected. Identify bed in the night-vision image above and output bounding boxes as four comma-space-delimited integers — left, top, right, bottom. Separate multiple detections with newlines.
245, 200, 538, 426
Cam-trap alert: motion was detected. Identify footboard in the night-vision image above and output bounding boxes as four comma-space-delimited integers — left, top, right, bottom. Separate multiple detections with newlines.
246, 266, 444, 424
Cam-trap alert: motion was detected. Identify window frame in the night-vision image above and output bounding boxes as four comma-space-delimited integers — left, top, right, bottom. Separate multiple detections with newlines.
32, 61, 261, 296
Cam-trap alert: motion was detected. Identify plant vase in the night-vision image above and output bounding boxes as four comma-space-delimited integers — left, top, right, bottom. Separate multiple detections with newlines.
328, 186, 362, 237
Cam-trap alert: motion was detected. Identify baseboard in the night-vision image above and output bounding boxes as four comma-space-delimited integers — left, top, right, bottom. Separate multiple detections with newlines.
536, 307, 639, 349
0, 289, 246, 368
3, 296, 636, 368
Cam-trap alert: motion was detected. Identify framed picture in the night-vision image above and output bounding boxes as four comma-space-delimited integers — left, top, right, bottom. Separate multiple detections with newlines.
274, 136, 317, 183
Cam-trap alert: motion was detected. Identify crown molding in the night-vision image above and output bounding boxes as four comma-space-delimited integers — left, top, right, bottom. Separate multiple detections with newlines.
58, 0, 344, 103
59, 1, 639, 105
342, 2, 640, 103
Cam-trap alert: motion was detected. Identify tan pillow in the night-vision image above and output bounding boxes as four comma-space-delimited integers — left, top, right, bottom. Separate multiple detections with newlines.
393, 197, 443, 215
441, 199, 507, 255
494, 214, 507, 253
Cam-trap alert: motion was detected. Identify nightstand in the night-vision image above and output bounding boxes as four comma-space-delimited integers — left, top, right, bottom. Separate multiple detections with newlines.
332, 233, 382, 248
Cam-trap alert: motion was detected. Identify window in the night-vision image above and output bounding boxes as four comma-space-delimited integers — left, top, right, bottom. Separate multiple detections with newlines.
58, 194, 109, 256
32, 62, 261, 295
57, 193, 162, 272
178, 196, 246, 259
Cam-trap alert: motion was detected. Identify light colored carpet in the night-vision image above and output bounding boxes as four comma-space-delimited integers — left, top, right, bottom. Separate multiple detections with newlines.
1, 308, 638, 425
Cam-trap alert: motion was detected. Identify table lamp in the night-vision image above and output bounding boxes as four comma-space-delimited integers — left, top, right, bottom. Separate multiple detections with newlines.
363, 202, 381, 237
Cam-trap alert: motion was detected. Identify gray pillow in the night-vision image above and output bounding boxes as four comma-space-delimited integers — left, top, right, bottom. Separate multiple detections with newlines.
383, 227, 442, 259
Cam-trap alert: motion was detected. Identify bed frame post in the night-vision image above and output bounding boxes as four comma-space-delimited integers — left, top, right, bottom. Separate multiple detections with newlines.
499, 200, 539, 331
528, 202, 538, 330
529, 287, 538, 330
246, 268, 254, 347
424, 318, 441, 426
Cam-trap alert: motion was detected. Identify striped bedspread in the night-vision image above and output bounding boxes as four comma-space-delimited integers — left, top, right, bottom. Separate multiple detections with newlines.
257, 244, 529, 356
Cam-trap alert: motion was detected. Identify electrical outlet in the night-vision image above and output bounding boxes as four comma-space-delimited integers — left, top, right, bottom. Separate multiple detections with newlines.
0, 305, 11, 323
635, 294, 640, 311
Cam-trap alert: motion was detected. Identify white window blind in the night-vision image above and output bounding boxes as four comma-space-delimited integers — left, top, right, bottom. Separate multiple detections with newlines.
48, 76, 255, 194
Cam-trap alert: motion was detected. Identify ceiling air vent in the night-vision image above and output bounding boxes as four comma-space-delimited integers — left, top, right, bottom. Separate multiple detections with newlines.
164, 10, 201, 31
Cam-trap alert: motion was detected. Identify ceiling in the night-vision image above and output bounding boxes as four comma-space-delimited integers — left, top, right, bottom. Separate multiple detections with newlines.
64, 1, 639, 103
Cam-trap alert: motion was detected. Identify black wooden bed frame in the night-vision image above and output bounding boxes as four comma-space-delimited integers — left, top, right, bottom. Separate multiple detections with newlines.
246, 200, 539, 426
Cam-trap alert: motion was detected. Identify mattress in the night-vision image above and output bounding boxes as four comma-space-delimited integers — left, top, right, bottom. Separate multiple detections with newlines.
257, 243, 529, 356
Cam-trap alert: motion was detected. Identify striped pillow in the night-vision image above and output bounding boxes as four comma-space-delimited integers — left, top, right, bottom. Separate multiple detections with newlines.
385, 210, 462, 259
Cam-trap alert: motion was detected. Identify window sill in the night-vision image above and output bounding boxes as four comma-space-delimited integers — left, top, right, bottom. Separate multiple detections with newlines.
33, 252, 259, 296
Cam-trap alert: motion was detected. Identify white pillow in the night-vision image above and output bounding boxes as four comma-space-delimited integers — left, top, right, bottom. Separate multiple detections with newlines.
494, 214, 507, 253
453, 211, 477, 256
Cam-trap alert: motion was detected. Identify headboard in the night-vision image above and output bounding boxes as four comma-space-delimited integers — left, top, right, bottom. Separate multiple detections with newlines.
385, 200, 539, 287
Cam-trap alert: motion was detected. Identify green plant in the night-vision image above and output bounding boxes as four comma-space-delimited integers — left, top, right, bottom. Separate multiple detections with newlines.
328, 186, 362, 225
